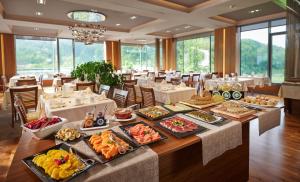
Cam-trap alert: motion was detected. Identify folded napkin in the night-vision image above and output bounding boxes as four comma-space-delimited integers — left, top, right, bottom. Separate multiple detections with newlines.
257, 108, 281, 135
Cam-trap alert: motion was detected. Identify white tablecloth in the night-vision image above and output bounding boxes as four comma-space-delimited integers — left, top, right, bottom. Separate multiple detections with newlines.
2, 85, 43, 110
41, 93, 117, 121
239, 76, 271, 87
135, 85, 196, 104
278, 82, 300, 100
204, 78, 255, 91
8, 75, 37, 87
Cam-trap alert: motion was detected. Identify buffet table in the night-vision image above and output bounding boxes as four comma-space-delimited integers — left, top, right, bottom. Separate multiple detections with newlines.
204, 78, 255, 91
6, 105, 256, 182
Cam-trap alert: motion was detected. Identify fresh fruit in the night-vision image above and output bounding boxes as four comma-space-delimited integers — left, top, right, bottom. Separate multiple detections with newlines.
24, 117, 62, 129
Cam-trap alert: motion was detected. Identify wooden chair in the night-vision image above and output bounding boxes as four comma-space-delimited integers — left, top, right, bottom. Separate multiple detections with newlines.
171, 78, 181, 85
61, 77, 75, 85
143, 70, 149, 73
158, 71, 166, 77
76, 82, 96, 92
123, 79, 137, 85
147, 72, 155, 77
14, 95, 28, 125
192, 74, 200, 82
155, 76, 166, 83
133, 74, 141, 80
123, 83, 142, 108
99, 84, 110, 96
181, 74, 190, 86
10, 86, 38, 127
140, 87, 156, 107
16, 79, 37, 86
175, 71, 181, 77
1, 75, 9, 93
121, 73, 132, 81
113, 88, 128, 108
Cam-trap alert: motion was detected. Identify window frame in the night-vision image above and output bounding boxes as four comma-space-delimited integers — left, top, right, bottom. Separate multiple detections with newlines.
239, 18, 287, 84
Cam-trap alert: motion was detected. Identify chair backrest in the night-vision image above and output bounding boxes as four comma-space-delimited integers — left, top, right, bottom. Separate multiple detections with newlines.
133, 74, 141, 79
147, 72, 155, 77
192, 74, 200, 82
123, 79, 137, 85
121, 73, 132, 81
175, 71, 181, 77
143, 70, 149, 73
99, 84, 110, 96
14, 95, 28, 125
61, 77, 75, 85
140, 87, 155, 107
155, 76, 166, 83
181, 74, 190, 82
16, 79, 37, 86
113, 88, 128, 108
76, 82, 95, 92
10, 86, 38, 113
123, 83, 137, 106
204, 73, 212, 79
171, 78, 181, 85
158, 71, 166, 77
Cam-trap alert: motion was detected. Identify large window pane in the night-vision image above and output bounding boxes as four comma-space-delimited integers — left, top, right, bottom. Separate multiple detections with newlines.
74, 42, 104, 65
176, 36, 211, 73
271, 34, 286, 83
59, 39, 74, 74
15, 36, 57, 76
240, 28, 269, 76
121, 44, 156, 71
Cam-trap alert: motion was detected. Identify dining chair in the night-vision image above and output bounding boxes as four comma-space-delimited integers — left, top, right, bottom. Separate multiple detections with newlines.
191, 74, 200, 87
61, 77, 75, 85
121, 73, 132, 81
123, 83, 142, 108
143, 70, 149, 73
175, 71, 181, 77
99, 84, 110, 96
14, 95, 28, 125
181, 74, 190, 86
140, 87, 156, 107
123, 79, 137, 85
133, 74, 141, 80
16, 79, 37, 86
155, 76, 166, 83
76, 82, 96, 92
171, 78, 181, 85
147, 72, 155, 77
1, 75, 9, 93
10, 86, 38, 127
158, 71, 166, 77
113, 88, 128, 108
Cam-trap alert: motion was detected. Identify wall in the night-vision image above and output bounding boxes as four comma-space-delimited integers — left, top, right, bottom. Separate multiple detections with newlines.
0, 33, 16, 79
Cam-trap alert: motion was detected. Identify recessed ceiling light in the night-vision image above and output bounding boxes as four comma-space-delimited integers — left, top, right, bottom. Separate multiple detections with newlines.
136, 39, 146, 42
249, 9, 261, 14
34, 27, 39, 31
37, 0, 46, 5
228, 4, 236, 9
166, 30, 171, 33
184, 25, 192, 29
130, 16, 137, 20
116, 23, 121, 26
175, 28, 180, 31
35, 11, 43, 16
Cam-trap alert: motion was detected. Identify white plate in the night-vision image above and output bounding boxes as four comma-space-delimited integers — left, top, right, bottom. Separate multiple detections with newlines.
111, 113, 137, 122
80, 119, 110, 131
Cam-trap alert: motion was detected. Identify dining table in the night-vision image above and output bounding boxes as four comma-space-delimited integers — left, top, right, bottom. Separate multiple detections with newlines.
8, 75, 37, 87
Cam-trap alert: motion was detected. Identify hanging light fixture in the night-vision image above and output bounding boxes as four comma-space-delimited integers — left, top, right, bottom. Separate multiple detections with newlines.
67, 10, 106, 45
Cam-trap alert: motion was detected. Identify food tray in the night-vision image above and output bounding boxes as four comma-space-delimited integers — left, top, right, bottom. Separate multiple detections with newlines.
179, 101, 222, 109
22, 143, 96, 182
161, 103, 194, 113
83, 130, 139, 164
156, 116, 209, 138
135, 106, 173, 121
211, 106, 256, 119
184, 110, 224, 124
119, 121, 168, 146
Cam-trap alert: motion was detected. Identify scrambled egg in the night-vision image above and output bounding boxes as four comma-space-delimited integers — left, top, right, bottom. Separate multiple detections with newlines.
32, 149, 85, 180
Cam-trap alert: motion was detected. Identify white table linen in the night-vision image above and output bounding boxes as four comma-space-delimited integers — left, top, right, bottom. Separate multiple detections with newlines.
239, 76, 271, 87
204, 78, 255, 91
256, 108, 281, 135
278, 82, 300, 99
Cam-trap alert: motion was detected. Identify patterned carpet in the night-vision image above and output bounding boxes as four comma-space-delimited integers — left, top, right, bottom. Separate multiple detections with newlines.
0, 94, 22, 182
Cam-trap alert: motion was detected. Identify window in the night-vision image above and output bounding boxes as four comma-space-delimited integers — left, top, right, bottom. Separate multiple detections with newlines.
74, 42, 104, 65
176, 35, 213, 73
15, 36, 58, 76
240, 19, 287, 83
121, 44, 156, 71
58, 39, 74, 74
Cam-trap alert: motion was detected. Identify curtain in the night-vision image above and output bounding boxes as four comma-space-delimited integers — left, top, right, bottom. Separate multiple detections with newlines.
0, 33, 16, 79
105, 40, 121, 70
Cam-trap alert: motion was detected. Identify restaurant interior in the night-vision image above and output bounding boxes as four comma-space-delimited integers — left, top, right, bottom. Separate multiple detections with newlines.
0, 0, 299, 181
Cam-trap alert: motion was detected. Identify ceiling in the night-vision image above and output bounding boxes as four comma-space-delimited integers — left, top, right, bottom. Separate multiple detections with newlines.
0, 0, 286, 44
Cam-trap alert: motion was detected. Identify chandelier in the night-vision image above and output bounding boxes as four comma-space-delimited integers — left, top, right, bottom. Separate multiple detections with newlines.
67, 10, 106, 45
69, 24, 106, 45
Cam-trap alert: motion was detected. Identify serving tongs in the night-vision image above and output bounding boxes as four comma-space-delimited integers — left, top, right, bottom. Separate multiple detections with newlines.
109, 134, 134, 154
69, 146, 96, 167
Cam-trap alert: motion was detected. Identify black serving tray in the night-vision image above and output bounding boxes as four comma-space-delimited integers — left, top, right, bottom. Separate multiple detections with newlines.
155, 116, 209, 138
161, 104, 195, 114
22, 143, 96, 182
135, 106, 173, 121
83, 130, 140, 164
119, 121, 168, 146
